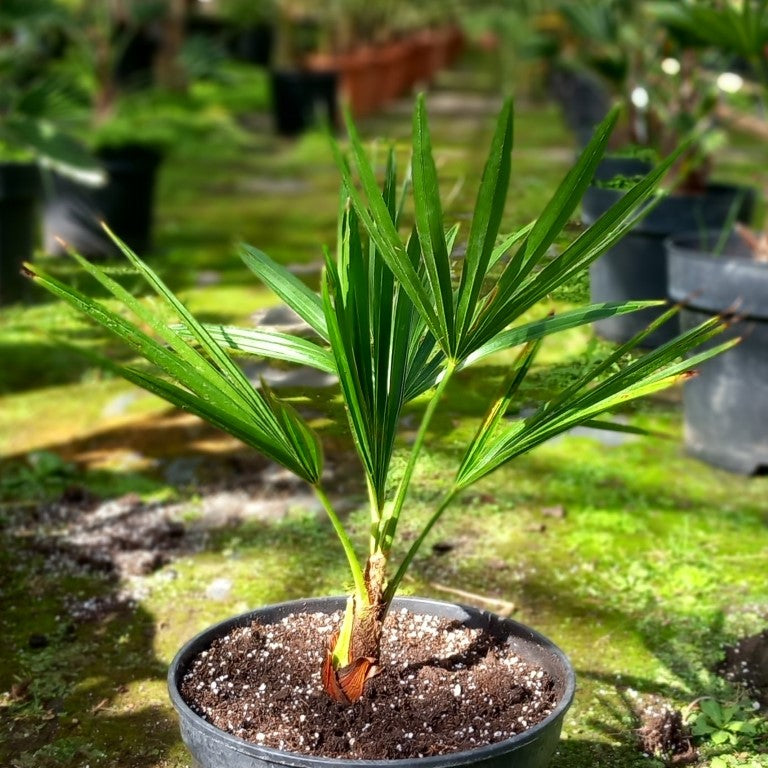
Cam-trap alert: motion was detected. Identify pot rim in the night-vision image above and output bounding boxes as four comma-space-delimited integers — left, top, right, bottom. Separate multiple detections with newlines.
168, 595, 576, 767
664, 228, 755, 258
666, 228, 768, 319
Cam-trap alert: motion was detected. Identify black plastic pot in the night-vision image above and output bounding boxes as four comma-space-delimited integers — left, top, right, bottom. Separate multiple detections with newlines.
43, 144, 162, 258
590, 156, 651, 185
0, 162, 41, 304
667, 230, 768, 474
270, 69, 339, 137
549, 67, 610, 148
584, 180, 754, 347
230, 23, 275, 67
114, 24, 159, 88
168, 596, 575, 768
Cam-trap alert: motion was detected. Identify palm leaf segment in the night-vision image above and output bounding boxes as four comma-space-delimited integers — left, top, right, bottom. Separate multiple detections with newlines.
25, 228, 323, 486
334, 93, 725, 517
652, 0, 768, 65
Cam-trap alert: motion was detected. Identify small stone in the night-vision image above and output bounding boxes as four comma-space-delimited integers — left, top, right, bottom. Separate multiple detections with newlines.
205, 578, 233, 601
541, 505, 566, 519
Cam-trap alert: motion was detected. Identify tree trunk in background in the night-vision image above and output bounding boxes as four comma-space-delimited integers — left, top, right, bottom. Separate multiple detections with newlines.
153, 0, 188, 91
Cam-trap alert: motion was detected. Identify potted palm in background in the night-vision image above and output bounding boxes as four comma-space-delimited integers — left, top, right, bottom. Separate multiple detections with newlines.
271, 0, 465, 133
657, 0, 768, 474
218, 0, 276, 67
40, 0, 170, 258
41, 0, 233, 259
0, 0, 102, 303
26, 96, 733, 765
546, 0, 754, 347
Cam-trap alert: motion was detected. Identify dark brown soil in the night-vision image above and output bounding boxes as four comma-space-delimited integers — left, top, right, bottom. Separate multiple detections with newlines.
636, 703, 696, 765
718, 629, 768, 708
180, 609, 559, 759
23, 490, 185, 579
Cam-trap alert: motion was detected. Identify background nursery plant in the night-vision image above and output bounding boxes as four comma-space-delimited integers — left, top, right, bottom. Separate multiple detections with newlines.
28, 95, 733, 710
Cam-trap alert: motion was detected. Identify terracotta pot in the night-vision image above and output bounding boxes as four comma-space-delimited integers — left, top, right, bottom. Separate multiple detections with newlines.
445, 25, 465, 65
304, 51, 338, 74
400, 35, 420, 94
411, 29, 438, 86
433, 26, 454, 72
337, 47, 378, 118
372, 40, 410, 105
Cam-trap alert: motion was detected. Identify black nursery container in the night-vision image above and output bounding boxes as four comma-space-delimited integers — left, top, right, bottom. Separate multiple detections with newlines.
549, 67, 610, 148
0, 162, 41, 304
667, 230, 768, 474
168, 596, 576, 768
231, 23, 274, 67
43, 144, 162, 258
584, 175, 753, 347
270, 70, 339, 137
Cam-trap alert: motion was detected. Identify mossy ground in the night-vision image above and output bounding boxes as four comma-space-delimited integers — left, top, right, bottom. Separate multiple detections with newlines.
1, 51, 767, 768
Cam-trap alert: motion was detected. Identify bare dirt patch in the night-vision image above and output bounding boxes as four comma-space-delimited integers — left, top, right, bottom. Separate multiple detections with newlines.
719, 629, 768, 708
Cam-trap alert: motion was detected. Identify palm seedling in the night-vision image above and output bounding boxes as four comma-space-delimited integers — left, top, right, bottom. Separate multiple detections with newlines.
26, 96, 735, 703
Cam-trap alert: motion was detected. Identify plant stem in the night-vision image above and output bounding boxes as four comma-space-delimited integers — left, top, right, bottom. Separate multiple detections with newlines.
378, 360, 457, 554
383, 487, 460, 603
366, 475, 381, 556
314, 485, 368, 602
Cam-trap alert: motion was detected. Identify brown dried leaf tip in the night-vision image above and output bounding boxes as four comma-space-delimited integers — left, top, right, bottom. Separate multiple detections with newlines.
321, 630, 380, 704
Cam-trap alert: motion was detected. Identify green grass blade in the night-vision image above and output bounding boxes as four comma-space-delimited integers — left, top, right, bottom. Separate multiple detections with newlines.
467, 138, 687, 353
459, 107, 620, 354
457, 314, 734, 489
503, 106, 619, 287
340, 204, 374, 420
580, 419, 669, 439
512, 141, 685, 299
403, 348, 443, 402
260, 379, 323, 483
26, 259, 321, 483
371, 151, 409, 503
58, 339, 317, 483
445, 223, 461, 259
489, 221, 536, 268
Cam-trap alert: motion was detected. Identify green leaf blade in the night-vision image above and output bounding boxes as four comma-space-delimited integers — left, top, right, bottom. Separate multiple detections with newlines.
411, 95, 455, 351
172, 325, 337, 374
455, 98, 514, 345
240, 244, 329, 340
